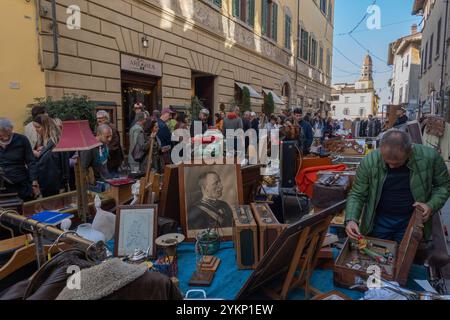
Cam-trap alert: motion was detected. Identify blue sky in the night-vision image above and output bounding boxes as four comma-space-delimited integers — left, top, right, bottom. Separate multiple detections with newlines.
332, 0, 422, 106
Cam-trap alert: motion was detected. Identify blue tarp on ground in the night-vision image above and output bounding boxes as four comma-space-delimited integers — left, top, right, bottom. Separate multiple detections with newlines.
177, 241, 428, 300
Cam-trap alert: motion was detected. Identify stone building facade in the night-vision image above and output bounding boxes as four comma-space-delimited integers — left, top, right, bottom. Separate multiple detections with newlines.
2, 0, 335, 140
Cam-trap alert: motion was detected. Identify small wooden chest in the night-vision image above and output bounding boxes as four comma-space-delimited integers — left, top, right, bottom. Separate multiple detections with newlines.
334, 210, 424, 288
251, 203, 284, 262
232, 205, 259, 270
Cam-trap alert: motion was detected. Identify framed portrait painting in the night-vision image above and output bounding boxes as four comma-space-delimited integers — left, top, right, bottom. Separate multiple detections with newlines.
114, 205, 158, 257
179, 164, 244, 241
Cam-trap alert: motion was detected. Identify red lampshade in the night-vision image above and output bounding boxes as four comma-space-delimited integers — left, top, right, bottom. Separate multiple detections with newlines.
53, 120, 101, 152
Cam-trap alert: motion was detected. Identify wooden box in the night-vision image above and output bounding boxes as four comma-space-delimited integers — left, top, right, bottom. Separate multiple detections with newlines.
232, 205, 258, 270
251, 203, 284, 262
334, 210, 424, 288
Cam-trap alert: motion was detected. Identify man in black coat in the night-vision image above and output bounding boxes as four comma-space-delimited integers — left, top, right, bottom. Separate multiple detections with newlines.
0, 118, 39, 201
393, 107, 409, 127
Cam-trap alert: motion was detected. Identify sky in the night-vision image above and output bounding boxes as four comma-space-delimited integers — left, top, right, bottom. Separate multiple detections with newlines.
332, 0, 422, 106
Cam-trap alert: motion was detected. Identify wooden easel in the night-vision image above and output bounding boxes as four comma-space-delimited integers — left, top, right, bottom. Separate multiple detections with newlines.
262, 216, 333, 300
138, 138, 160, 204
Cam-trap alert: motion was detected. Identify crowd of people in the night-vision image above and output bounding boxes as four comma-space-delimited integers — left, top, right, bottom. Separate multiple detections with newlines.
0, 101, 412, 202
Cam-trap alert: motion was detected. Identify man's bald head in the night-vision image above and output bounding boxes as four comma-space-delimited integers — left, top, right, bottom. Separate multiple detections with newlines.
380, 129, 412, 168
96, 124, 113, 145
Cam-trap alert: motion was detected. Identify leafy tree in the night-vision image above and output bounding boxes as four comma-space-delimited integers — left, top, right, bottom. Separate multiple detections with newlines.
263, 92, 275, 116
26, 94, 97, 129
242, 86, 251, 112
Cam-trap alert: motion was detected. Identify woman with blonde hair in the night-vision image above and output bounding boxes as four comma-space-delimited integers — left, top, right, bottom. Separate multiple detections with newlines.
33, 115, 68, 197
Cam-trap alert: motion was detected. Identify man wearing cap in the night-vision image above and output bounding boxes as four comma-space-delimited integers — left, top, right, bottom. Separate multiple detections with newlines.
190, 109, 210, 137
393, 107, 408, 128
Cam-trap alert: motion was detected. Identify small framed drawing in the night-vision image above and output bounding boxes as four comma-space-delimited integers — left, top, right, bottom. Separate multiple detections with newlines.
114, 205, 158, 258
179, 164, 243, 241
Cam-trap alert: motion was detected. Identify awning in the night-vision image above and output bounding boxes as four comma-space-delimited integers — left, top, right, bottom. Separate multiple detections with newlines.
235, 82, 262, 99
262, 89, 285, 105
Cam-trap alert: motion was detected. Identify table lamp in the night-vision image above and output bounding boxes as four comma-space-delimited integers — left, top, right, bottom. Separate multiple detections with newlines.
53, 120, 101, 222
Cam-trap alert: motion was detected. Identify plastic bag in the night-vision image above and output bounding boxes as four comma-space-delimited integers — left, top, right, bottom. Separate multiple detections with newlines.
92, 195, 116, 241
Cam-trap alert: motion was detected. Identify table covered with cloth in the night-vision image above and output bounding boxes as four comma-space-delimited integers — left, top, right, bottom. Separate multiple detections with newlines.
176, 241, 428, 300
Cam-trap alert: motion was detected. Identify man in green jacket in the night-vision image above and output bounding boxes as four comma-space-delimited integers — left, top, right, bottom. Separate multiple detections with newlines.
346, 130, 450, 243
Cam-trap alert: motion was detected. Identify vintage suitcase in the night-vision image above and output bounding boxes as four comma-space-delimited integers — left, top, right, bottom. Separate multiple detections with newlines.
334, 210, 424, 288
232, 205, 259, 270
312, 173, 351, 209
251, 203, 284, 262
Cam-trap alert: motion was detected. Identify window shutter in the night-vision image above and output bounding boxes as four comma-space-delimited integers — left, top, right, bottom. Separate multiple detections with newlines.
233, 0, 240, 17
261, 0, 268, 35
213, 0, 222, 8
248, 0, 255, 27
271, 3, 278, 41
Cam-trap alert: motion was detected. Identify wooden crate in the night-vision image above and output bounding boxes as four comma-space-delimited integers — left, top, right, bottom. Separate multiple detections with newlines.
334, 210, 424, 288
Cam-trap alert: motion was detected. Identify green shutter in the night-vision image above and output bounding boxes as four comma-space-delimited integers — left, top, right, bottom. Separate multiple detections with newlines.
285, 15, 291, 49
233, 0, 240, 17
261, 0, 268, 35
213, 0, 222, 8
248, 0, 255, 27
271, 3, 278, 41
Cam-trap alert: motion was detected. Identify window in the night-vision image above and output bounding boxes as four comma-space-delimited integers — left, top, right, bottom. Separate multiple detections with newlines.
261, 0, 278, 41
344, 108, 350, 116
399, 87, 403, 103
326, 49, 331, 75
429, 34, 433, 67
424, 42, 428, 72
208, 0, 222, 7
232, 0, 255, 27
284, 13, 292, 50
405, 55, 409, 68
345, 97, 350, 104
300, 28, 309, 61
310, 37, 317, 66
331, 95, 339, 101
320, 0, 327, 15
437, 18, 442, 56
319, 46, 324, 70
360, 96, 366, 103
405, 84, 409, 102
359, 108, 365, 116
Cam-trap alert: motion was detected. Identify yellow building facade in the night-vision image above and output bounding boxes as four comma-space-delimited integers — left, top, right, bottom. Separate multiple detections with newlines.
0, 0, 46, 132
1, 0, 334, 137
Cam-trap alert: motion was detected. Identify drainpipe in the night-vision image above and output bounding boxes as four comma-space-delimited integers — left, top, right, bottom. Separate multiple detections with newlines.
50, 0, 59, 69
440, 0, 449, 116
295, 0, 300, 103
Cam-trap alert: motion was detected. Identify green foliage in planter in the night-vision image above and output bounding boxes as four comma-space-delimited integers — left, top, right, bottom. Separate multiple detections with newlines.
242, 86, 251, 112
263, 92, 275, 116
25, 95, 97, 129
190, 96, 204, 121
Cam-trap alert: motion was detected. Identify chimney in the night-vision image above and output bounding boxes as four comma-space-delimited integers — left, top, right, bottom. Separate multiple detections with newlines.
411, 24, 418, 35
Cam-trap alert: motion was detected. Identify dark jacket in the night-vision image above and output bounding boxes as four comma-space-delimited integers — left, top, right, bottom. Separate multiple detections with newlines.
157, 119, 172, 147
80, 144, 111, 181
107, 124, 123, 172
243, 118, 252, 132
298, 120, 313, 155
394, 115, 408, 127
0, 133, 37, 184
36, 140, 69, 197
359, 120, 368, 137
345, 144, 450, 239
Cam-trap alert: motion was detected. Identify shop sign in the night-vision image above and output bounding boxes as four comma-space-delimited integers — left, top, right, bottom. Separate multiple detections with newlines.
121, 54, 162, 77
